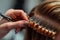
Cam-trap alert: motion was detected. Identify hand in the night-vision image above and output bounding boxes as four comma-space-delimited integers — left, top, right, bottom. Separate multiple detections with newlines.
0, 9, 28, 39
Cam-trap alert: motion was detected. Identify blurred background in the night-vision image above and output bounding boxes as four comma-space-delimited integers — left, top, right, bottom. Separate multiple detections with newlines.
0, 0, 43, 40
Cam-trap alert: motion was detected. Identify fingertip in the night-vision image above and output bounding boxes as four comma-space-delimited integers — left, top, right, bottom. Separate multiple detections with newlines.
14, 10, 28, 20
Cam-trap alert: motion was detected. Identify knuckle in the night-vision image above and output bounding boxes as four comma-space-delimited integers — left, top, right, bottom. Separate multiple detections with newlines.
5, 9, 15, 15
19, 10, 24, 12
15, 10, 24, 13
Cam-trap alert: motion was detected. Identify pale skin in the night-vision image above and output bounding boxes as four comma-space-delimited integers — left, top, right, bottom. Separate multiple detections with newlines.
0, 9, 60, 40
0, 9, 29, 39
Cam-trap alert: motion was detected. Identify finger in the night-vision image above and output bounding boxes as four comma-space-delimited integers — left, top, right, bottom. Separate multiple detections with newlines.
15, 27, 20, 33
5, 9, 28, 21
5, 9, 17, 19
0, 20, 28, 30
14, 10, 29, 21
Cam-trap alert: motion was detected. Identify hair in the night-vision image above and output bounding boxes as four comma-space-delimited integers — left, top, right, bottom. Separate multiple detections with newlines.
25, 1, 60, 40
